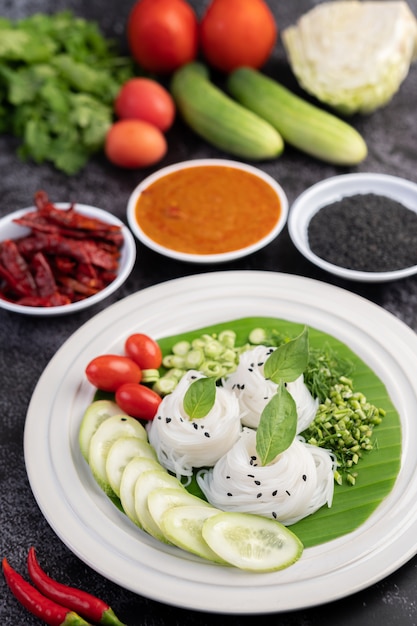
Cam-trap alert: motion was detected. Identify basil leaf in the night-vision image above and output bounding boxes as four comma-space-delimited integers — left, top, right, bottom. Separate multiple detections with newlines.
183, 377, 216, 419
256, 385, 297, 465
264, 326, 309, 383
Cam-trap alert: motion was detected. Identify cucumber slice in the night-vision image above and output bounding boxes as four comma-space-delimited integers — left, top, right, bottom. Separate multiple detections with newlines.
105, 436, 157, 497
119, 457, 164, 526
202, 512, 304, 572
79, 400, 126, 461
147, 487, 212, 531
134, 470, 184, 542
88, 415, 148, 496
160, 504, 227, 563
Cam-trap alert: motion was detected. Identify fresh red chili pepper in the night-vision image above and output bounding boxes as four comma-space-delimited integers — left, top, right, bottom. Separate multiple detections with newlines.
2, 557, 92, 626
27, 548, 127, 626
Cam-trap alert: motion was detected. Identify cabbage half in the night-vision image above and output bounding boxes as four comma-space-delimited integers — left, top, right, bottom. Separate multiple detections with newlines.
282, 1, 417, 115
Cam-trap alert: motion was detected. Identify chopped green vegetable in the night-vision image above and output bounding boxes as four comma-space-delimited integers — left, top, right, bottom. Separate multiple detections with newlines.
0, 11, 135, 173
301, 376, 385, 485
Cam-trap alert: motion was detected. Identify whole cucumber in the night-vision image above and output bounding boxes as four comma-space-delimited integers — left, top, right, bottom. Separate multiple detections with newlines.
227, 67, 367, 166
170, 62, 284, 161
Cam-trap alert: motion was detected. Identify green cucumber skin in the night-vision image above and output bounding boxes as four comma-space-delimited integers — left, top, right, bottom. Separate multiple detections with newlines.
170, 62, 284, 161
227, 67, 367, 166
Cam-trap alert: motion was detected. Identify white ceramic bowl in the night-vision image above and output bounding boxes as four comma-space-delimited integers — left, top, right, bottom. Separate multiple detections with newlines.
0, 204, 136, 316
127, 159, 288, 263
288, 173, 417, 282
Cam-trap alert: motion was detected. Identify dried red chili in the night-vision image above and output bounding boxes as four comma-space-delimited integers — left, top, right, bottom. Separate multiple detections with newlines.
0, 191, 124, 307
2, 557, 92, 626
27, 547, 127, 626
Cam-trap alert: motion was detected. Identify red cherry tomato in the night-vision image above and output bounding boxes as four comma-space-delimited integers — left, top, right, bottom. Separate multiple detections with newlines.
105, 119, 167, 169
200, 0, 277, 73
127, 0, 198, 74
85, 355, 142, 392
124, 333, 163, 370
115, 383, 162, 420
114, 78, 176, 132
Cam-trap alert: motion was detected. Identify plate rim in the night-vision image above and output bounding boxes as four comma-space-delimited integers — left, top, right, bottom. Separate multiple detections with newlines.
23, 270, 417, 613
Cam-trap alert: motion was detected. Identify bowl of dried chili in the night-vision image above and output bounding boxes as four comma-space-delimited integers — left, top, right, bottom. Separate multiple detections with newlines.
0, 191, 136, 315
288, 173, 417, 282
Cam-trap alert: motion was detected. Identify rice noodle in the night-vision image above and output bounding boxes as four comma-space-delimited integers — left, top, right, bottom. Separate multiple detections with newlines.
222, 345, 318, 432
197, 427, 335, 525
147, 370, 241, 479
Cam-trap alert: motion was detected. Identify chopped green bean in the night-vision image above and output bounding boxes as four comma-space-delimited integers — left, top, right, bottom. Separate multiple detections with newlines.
301, 376, 385, 485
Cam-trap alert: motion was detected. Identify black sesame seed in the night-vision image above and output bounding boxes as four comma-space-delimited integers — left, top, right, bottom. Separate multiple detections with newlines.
272, 490, 278, 496
302, 474, 307, 481
256, 493, 262, 498
193, 423, 198, 429
308, 193, 417, 272
254, 480, 261, 486
204, 432, 210, 438
247, 474, 255, 478
272, 512, 277, 519
165, 418, 171, 423
286, 490, 291, 496
227, 492, 233, 496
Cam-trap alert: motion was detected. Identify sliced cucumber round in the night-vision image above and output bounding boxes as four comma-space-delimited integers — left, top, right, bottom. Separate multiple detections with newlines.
88, 415, 148, 496
161, 504, 227, 563
147, 487, 212, 532
119, 457, 164, 526
79, 400, 126, 461
134, 470, 184, 542
105, 436, 157, 497
201, 512, 304, 572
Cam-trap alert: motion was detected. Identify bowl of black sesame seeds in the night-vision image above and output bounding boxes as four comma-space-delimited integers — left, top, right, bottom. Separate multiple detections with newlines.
288, 173, 417, 282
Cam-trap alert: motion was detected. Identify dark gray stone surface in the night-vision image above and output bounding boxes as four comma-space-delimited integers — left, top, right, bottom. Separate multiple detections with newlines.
1, 0, 417, 624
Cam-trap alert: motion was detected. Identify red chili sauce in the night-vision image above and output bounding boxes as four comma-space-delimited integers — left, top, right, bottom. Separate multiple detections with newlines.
135, 165, 282, 255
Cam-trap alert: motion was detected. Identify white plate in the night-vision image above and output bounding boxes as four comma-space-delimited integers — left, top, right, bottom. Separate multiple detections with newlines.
288, 173, 417, 282
24, 271, 417, 614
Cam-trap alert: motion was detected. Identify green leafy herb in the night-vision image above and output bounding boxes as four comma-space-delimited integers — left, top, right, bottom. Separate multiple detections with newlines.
256, 384, 297, 465
183, 377, 216, 419
264, 326, 309, 383
0, 11, 135, 173
256, 327, 309, 465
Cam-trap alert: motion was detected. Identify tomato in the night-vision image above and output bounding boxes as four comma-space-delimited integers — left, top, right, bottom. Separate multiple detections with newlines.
200, 0, 277, 73
114, 78, 175, 132
125, 333, 163, 370
115, 383, 162, 420
85, 355, 142, 392
127, 0, 198, 74
105, 119, 167, 169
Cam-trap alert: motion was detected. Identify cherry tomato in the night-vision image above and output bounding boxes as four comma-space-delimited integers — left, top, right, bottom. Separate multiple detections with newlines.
105, 119, 167, 169
115, 383, 162, 420
114, 78, 176, 132
200, 0, 277, 73
125, 333, 163, 370
85, 355, 142, 392
127, 0, 198, 74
